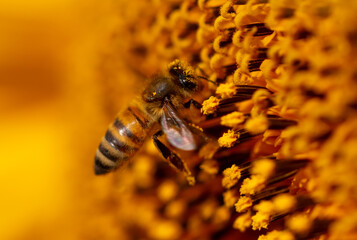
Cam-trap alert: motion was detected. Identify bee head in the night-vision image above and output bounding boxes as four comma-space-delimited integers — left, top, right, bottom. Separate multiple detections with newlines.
168, 60, 199, 92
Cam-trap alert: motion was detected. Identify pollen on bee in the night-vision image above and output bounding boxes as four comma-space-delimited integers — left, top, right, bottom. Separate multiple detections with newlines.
188, 123, 203, 132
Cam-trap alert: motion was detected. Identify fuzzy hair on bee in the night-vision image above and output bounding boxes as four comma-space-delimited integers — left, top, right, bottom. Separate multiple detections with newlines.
141, 60, 200, 116
94, 59, 203, 183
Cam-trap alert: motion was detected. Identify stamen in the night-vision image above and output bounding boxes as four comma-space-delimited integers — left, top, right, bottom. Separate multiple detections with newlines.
248, 59, 264, 72
235, 196, 253, 213
252, 185, 290, 203
222, 164, 241, 188
258, 230, 295, 240
218, 129, 240, 148
233, 211, 252, 232
244, 23, 274, 36
216, 82, 237, 99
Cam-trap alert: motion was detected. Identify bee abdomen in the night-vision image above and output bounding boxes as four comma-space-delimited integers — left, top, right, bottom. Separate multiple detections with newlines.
94, 138, 133, 175
94, 107, 153, 175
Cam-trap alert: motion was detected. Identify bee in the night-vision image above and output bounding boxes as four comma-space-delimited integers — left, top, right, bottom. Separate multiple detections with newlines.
94, 60, 204, 183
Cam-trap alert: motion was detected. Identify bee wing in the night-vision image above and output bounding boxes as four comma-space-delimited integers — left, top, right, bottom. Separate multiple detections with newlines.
160, 102, 196, 151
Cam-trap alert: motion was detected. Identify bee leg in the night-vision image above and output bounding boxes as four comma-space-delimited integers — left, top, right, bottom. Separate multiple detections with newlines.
183, 99, 202, 109
187, 124, 211, 144
153, 130, 195, 185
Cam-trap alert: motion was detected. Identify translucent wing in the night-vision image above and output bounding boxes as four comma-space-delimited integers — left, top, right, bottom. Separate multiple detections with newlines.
160, 101, 196, 151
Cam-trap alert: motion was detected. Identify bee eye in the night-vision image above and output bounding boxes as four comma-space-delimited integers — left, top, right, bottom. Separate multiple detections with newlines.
142, 78, 172, 102
168, 65, 180, 77
169, 65, 197, 90
181, 78, 197, 90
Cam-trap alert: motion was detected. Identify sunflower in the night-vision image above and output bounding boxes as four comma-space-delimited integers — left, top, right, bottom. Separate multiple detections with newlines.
96, 1, 357, 239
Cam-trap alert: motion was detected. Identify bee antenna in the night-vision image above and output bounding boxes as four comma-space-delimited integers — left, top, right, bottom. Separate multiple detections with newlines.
196, 67, 218, 86
197, 75, 218, 86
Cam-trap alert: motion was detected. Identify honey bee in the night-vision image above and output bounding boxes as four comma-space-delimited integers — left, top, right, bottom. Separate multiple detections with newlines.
94, 60, 204, 183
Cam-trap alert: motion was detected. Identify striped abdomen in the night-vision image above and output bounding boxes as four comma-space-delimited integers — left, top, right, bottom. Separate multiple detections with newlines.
94, 106, 154, 175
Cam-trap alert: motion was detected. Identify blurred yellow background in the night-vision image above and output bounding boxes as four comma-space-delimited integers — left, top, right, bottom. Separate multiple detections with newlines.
0, 1, 139, 239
